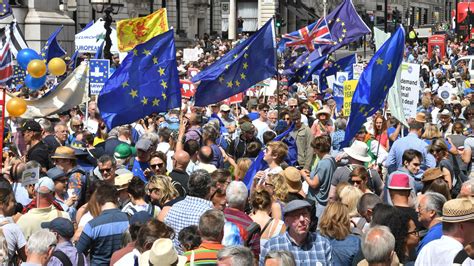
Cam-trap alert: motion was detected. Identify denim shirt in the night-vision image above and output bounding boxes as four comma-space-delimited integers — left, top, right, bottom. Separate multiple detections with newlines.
324, 234, 361, 266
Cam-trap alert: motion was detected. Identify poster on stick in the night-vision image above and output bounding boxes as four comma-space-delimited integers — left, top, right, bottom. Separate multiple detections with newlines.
399, 63, 420, 119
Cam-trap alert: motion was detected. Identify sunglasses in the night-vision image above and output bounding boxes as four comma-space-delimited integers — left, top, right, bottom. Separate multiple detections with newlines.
261, 109, 269, 112
289, 105, 297, 108
350, 179, 363, 185
148, 188, 160, 194
99, 168, 112, 173
150, 163, 164, 169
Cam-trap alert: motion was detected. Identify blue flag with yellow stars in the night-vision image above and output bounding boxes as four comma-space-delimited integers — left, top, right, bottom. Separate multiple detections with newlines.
288, 53, 327, 86
192, 19, 277, 106
0, 1, 12, 20
98, 30, 181, 130
41, 26, 66, 63
317, 53, 356, 91
9, 65, 25, 87
341, 26, 405, 148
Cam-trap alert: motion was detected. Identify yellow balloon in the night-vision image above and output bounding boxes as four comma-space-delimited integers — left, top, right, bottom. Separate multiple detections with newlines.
27, 59, 47, 78
48, 58, 67, 76
6, 97, 27, 117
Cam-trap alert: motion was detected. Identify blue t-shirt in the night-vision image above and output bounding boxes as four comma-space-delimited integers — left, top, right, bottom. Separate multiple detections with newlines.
248, 112, 260, 121
132, 159, 149, 183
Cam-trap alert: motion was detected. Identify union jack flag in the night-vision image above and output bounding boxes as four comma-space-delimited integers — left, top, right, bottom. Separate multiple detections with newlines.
278, 18, 334, 53
0, 39, 12, 84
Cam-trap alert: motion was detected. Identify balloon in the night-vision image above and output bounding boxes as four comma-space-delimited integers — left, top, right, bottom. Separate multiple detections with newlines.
25, 74, 46, 90
17, 49, 41, 70
27, 59, 47, 78
48, 58, 67, 76
6, 97, 27, 117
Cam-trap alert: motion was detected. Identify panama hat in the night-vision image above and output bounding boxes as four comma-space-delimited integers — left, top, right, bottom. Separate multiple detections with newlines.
343, 140, 371, 162
281, 166, 302, 193
138, 238, 186, 266
440, 198, 474, 223
51, 146, 76, 160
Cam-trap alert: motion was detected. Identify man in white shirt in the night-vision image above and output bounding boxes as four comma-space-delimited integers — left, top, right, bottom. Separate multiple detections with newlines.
252, 103, 271, 143
415, 198, 474, 266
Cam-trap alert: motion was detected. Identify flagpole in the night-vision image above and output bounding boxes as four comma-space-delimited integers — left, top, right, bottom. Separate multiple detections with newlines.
0, 88, 5, 171
273, 18, 280, 118
85, 60, 90, 125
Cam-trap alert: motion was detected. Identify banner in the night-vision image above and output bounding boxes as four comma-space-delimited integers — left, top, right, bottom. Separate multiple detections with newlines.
343, 80, 358, 116
183, 48, 201, 62
75, 18, 120, 54
89, 59, 110, 95
223, 93, 244, 105
400, 63, 420, 119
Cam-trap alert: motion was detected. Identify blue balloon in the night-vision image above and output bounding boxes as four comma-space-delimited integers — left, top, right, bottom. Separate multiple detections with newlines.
25, 74, 46, 90
17, 49, 41, 70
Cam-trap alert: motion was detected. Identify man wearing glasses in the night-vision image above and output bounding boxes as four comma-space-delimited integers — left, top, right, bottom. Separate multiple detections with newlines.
252, 103, 271, 143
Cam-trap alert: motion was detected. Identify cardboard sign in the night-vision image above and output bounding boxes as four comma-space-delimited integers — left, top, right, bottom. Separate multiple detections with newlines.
343, 80, 359, 116
180, 79, 196, 98
89, 59, 110, 95
399, 63, 420, 118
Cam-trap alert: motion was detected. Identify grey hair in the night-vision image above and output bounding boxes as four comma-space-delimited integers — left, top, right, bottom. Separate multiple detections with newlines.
226, 181, 248, 209
335, 118, 347, 130
141, 132, 159, 147
264, 250, 296, 266
362, 225, 395, 264
268, 110, 278, 117
38, 118, 54, 133
217, 246, 253, 266
357, 193, 383, 214
422, 192, 447, 217
461, 179, 474, 195
26, 229, 57, 255
188, 169, 212, 198
54, 122, 67, 131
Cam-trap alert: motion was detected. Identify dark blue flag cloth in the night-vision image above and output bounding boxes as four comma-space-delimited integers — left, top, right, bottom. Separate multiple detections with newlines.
0, 1, 12, 20
317, 53, 356, 91
41, 26, 66, 63
98, 30, 181, 130
243, 123, 295, 189
282, 51, 308, 76
68, 50, 78, 69
341, 26, 405, 148
321, 0, 371, 55
288, 54, 327, 86
192, 19, 277, 106
94, 41, 104, 59
9, 65, 25, 87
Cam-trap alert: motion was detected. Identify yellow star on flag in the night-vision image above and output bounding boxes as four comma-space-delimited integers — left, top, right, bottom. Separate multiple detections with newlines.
227, 81, 233, 88
244, 53, 248, 59
235, 80, 241, 87
121, 81, 129, 88
160, 80, 168, 89
219, 76, 225, 83
243, 62, 248, 69
129, 89, 138, 98
225, 64, 230, 69
240, 73, 246, 80
162, 92, 167, 99
143, 49, 151, 56
233, 54, 238, 59
133, 49, 138, 56
158, 67, 165, 76
387, 63, 392, 71
376, 58, 384, 65
152, 98, 160, 106
141, 97, 148, 105
153, 57, 159, 64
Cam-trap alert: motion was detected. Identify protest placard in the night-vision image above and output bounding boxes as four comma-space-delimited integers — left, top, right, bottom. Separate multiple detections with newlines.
343, 80, 358, 116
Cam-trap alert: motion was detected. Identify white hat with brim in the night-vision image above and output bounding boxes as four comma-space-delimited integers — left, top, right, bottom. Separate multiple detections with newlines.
315, 108, 331, 117
138, 239, 187, 266
343, 140, 371, 162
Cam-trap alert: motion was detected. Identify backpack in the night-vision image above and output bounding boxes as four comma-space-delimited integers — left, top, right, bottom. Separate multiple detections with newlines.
282, 135, 298, 166
69, 168, 94, 208
128, 203, 156, 218
52, 249, 85, 266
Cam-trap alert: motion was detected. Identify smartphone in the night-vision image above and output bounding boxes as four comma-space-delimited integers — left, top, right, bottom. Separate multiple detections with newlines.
67, 189, 75, 199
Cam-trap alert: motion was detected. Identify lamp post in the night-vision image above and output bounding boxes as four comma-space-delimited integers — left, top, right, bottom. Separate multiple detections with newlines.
90, 0, 124, 61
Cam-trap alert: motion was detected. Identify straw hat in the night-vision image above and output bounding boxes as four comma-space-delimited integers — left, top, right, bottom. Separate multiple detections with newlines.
441, 198, 474, 223
51, 146, 76, 160
415, 113, 427, 123
343, 140, 371, 162
315, 107, 331, 117
138, 238, 186, 266
422, 168, 444, 183
281, 167, 302, 193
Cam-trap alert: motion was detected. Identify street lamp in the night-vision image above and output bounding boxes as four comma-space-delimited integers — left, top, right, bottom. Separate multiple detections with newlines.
90, 0, 124, 61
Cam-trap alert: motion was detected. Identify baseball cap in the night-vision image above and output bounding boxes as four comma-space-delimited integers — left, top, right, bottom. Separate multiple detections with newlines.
46, 167, 66, 181
114, 143, 136, 159
35, 177, 55, 194
19, 120, 42, 132
135, 138, 152, 151
240, 122, 254, 133
41, 217, 74, 238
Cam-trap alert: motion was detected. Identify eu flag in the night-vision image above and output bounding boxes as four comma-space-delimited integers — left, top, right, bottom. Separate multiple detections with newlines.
192, 19, 277, 106
0, 1, 12, 20
41, 26, 66, 63
317, 54, 356, 91
98, 30, 181, 130
341, 26, 405, 147
288, 53, 327, 86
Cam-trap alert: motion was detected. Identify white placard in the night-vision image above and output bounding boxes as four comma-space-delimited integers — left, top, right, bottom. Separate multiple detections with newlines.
399, 63, 420, 119
438, 85, 452, 104
183, 48, 201, 63
353, 64, 364, 80
326, 75, 336, 92
336, 72, 349, 85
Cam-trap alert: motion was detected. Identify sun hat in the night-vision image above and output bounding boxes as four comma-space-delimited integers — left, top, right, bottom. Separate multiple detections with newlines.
70, 140, 88, 156
281, 166, 302, 193
315, 107, 331, 117
115, 172, 133, 191
138, 238, 187, 266
440, 198, 474, 223
51, 146, 76, 160
438, 109, 452, 117
284, 200, 311, 216
422, 168, 444, 183
220, 104, 231, 112
41, 217, 74, 239
388, 173, 412, 190
343, 140, 371, 162
415, 112, 427, 123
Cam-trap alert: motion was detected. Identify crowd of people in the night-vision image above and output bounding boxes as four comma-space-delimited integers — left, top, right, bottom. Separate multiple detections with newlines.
0, 30, 474, 266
